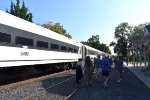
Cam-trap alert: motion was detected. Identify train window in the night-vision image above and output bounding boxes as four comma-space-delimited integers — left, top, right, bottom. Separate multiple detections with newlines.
60, 46, 67, 51
68, 47, 73, 52
37, 41, 48, 48
89, 50, 95, 55
51, 43, 59, 50
0, 32, 11, 43
15, 36, 33, 46
74, 49, 78, 53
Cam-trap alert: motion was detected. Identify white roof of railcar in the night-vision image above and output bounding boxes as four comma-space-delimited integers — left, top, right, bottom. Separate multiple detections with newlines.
84, 45, 103, 53
0, 10, 79, 46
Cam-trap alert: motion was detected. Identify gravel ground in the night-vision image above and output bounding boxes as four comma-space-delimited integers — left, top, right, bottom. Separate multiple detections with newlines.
2, 67, 148, 100
0, 70, 79, 100
27, 77, 79, 100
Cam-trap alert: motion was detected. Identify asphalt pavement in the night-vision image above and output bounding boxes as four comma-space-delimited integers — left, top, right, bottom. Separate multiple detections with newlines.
69, 66, 150, 100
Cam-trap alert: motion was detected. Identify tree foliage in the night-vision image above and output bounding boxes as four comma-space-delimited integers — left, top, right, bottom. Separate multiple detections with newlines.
87, 35, 100, 49
99, 43, 111, 54
6, 0, 33, 22
81, 35, 111, 54
114, 22, 132, 40
109, 41, 116, 47
42, 22, 72, 38
129, 23, 150, 43
110, 22, 131, 57
110, 22, 150, 57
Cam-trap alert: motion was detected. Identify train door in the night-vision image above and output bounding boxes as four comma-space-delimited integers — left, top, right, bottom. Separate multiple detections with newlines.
82, 46, 87, 60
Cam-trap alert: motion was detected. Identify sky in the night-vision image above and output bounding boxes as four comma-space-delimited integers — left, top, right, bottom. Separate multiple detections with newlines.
0, 0, 150, 54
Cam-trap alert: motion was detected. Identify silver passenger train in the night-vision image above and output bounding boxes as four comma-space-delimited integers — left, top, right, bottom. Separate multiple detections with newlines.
0, 10, 109, 68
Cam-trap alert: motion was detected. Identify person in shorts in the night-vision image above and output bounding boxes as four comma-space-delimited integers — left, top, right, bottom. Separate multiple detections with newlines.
94, 55, 102, 80
101, 55, 110, 86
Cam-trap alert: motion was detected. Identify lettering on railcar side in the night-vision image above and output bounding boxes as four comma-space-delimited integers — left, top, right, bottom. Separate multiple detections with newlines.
21, 51, 29, 56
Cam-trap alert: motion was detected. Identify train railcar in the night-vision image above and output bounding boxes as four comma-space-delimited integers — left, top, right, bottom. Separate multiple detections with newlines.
0, 10, 81, 68
84, 45, 103, 58
0, 10, 109, 70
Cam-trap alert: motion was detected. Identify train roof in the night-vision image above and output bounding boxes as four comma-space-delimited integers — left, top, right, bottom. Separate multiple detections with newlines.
84, 45, 103, 53
0, 10, 80, 46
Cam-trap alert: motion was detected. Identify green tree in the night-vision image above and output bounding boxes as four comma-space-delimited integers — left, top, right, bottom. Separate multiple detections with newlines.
6, 0, 33, 22
6, 1, 15, 15
81, 35, 111, 54
14, 0, 20, 17
110, 22, 132, 57
87, 35, 100, 49
129, 23, 150, 44
42, 22, 72, 38
109, 41, 116, 47
99, 43, 111, 54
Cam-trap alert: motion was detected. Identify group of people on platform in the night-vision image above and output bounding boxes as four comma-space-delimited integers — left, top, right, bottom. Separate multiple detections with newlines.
76, 55, 124, 87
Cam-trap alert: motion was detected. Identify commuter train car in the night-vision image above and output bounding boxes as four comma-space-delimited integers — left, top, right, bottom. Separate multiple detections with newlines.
84, 45, 103, 58
0, 10, 108, 69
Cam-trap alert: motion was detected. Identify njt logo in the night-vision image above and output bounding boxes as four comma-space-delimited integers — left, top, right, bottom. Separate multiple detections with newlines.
21, 51, 29, 56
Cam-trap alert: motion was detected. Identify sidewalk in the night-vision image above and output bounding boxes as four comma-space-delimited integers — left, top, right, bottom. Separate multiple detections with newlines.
126, 63, 150, 88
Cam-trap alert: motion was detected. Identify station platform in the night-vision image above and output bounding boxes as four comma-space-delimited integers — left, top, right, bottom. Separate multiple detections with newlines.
126, 64, 150, 89
68, 65, 150, 100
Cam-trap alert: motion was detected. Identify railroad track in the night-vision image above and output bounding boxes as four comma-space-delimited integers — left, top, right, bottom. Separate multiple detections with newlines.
21, 74, 85, 100
0, 70, 84, 100
22, 76, 76, 100
0, 70, 73, 90
21, 75, 85, 100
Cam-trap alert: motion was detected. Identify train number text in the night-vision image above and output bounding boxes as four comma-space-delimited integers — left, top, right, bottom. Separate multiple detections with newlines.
21, 51, 29, 56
